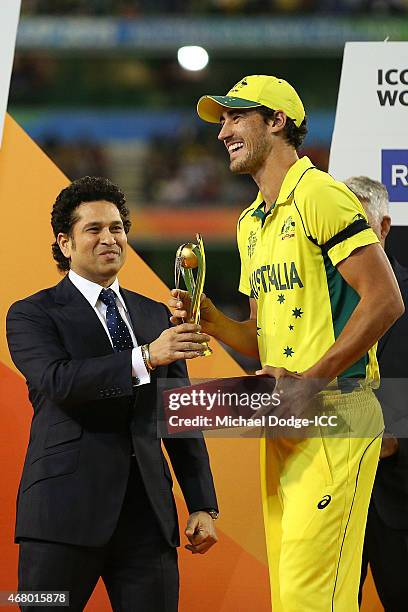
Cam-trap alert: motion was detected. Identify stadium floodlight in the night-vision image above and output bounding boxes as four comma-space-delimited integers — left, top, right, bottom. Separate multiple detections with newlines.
177, 46, 209, 72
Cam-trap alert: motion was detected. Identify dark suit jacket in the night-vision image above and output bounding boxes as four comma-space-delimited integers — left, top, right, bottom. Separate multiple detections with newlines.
372, 257, 408, 529
6, 275, 217, 547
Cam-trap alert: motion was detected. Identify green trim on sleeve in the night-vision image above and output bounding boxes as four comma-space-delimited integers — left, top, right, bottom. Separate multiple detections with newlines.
323, 253, 368, 378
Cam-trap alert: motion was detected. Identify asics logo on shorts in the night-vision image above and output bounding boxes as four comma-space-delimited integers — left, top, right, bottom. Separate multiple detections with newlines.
317, 495, 332, 509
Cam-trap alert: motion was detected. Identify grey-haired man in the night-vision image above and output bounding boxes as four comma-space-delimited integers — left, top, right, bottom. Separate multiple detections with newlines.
346, 176, 408, 611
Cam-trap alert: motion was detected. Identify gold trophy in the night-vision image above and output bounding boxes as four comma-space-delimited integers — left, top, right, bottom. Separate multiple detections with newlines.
174, 233, 212, 356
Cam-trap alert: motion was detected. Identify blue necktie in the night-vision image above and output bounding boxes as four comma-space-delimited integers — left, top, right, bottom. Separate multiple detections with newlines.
99, 288, 134, 352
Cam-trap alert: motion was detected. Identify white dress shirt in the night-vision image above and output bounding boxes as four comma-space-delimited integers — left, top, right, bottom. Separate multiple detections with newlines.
68, 269, 150, 386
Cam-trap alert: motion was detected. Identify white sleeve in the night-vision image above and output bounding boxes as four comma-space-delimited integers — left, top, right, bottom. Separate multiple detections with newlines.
131, 347, 150, 386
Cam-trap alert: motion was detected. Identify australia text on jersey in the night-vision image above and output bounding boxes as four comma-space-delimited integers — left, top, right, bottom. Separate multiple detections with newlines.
249, 261, 303, 299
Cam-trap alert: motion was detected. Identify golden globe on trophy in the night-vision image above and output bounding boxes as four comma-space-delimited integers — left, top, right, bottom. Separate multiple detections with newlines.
174, 233, 212, 356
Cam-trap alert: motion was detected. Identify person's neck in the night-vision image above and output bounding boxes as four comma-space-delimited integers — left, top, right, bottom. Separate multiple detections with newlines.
70, 267, 116, 288
98, 278, 116, 288
252, 146, 299, 212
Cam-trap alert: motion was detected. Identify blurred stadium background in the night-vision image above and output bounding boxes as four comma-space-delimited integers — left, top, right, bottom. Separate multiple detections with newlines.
10, 0, 408, 369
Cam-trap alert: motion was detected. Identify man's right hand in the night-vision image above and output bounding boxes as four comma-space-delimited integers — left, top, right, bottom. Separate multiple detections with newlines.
379, 435, 399, 459
168, 290, 219, 335
149, 323, 211, 367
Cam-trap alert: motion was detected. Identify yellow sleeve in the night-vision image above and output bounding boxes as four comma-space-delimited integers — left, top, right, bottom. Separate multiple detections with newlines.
300, 181, 379, 266
237, 220, 251, 296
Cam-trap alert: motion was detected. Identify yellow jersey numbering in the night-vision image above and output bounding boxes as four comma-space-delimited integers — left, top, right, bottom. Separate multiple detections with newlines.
237, 156, 380, 382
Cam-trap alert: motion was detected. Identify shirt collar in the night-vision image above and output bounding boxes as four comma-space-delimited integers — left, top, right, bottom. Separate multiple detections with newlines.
251, 156, 315, 221
68, 269, 128, 311
275, 156, 314, 204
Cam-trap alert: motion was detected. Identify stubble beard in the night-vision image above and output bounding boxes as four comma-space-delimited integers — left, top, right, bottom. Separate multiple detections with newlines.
229, 139, 269, 175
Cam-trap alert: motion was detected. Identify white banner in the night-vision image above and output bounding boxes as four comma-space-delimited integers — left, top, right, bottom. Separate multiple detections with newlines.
329, 42, 408, 225
0, 1, 21, 147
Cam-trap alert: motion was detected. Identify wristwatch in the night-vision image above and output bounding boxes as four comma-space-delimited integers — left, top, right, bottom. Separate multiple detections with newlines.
141, 343, 156, 371
204, 508, 219, 520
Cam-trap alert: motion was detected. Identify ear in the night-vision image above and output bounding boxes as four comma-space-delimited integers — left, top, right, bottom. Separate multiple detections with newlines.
268, 110, 287, 135
381, 215, 391, 242
57, 233, 72, 258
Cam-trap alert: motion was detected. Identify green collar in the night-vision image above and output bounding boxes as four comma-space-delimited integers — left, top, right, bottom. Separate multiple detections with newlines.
251, 200, 275, 225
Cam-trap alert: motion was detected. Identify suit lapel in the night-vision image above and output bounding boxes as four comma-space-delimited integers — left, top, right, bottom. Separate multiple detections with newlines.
55, 275, 113, 356
54, 276, 162, 355
120, 289, 164, 347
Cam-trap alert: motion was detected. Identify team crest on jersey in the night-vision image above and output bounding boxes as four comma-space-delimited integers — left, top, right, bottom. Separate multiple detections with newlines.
247, 230, 258, 257
280, 216, 295, 240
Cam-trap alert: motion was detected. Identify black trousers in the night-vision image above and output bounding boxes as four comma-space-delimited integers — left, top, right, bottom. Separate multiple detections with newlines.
359, 501, 408, 611
18, 458, 179, 612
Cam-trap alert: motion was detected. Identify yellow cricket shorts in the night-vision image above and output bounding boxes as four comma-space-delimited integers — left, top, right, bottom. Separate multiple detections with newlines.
260, 386, 384, 612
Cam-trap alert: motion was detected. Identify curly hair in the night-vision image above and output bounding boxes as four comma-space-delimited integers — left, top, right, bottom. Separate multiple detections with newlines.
256, 106, 308, 150
51, 176, 131, 272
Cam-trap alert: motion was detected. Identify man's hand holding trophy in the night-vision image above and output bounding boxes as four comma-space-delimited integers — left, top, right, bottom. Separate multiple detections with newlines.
172, 233, 214, 356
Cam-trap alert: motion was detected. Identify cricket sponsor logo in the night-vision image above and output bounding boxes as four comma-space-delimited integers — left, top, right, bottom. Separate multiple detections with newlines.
317, 495, 332, 509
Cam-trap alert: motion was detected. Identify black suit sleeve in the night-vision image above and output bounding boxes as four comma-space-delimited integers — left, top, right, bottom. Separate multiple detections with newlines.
6, 299, 134, 405
161, 309, 218, 514
163, 434, 218, 514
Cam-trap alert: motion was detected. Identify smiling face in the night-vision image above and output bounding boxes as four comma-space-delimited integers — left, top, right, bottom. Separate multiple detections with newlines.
218, 109, 274, 175
57, 200, 127, 287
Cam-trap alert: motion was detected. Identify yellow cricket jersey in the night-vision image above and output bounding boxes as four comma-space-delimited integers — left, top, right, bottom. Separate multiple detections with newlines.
237, 156, 380, 382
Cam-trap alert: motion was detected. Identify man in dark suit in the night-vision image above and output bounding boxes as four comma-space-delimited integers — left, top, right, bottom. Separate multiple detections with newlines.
6, 176, 218, 612
346, 176, 408, 611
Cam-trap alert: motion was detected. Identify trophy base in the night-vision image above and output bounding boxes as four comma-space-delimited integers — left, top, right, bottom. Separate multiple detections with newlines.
189, 326, 212, 357
201, 343, 213, 357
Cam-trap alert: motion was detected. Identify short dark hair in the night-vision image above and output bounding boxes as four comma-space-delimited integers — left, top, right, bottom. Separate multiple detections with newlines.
256, 106, 308, 150
51, 176, 131, 272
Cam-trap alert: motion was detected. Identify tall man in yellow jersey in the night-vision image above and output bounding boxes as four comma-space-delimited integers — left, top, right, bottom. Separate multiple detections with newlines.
169, 75, 404, 611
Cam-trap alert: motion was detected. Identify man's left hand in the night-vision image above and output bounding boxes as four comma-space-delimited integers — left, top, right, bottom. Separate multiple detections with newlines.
184, 511, 218, 555
254, 365, 321, 419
